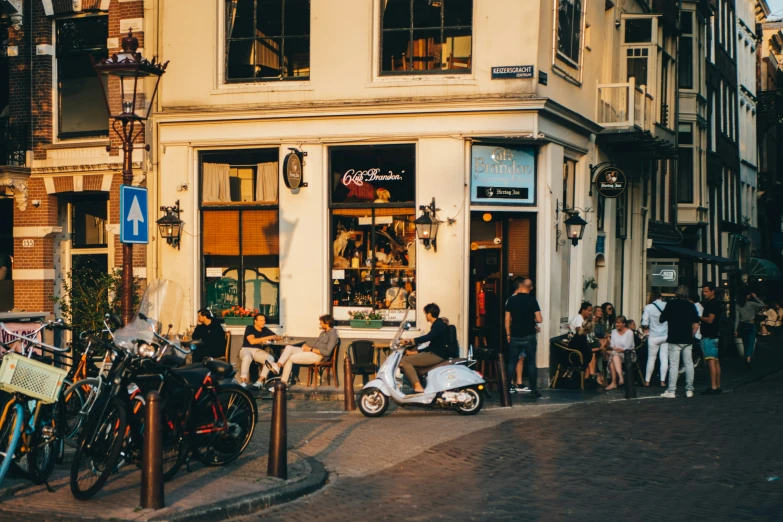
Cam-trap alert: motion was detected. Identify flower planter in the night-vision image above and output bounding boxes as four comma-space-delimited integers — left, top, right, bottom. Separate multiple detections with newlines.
224, 317, 254, 326
349, 319, 384, 329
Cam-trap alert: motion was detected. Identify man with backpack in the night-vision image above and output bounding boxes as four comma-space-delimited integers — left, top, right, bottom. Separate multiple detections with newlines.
505, 278, 543, 399
400, 303, 451, 394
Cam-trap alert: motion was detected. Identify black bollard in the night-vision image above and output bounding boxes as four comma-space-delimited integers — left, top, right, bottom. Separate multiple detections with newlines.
496, 352, 512, 407
344, 356, 356, 412
624, 354, 637, 399
141, 391, 164, 510
267, 381, 287, 480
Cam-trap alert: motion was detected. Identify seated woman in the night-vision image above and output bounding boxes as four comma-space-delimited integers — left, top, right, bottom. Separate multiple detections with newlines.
760, 304, 780, 336
589, 307, 608, 384
191, 309, 227, 363
270, 315, 339, 384
238, 314, 281, 389
605, 315, 635, 390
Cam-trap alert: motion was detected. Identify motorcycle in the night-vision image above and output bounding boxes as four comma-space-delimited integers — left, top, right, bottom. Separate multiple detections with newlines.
357, 314, 486, 417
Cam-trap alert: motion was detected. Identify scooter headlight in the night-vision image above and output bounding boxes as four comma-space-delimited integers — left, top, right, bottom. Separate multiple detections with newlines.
138, 343, 157, 358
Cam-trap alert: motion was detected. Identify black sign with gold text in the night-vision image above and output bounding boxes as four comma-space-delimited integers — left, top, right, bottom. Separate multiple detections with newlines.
595, 168, 627, 198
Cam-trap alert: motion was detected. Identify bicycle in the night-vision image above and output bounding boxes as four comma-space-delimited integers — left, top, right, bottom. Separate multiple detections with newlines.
0, 320, 70, 488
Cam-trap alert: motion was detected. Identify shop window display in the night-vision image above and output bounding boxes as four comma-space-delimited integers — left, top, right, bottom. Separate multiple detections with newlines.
330, 145, 417, 326
200, 149, 281, 323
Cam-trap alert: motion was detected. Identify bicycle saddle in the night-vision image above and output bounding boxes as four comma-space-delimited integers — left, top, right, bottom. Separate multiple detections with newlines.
204, 358, 235, 380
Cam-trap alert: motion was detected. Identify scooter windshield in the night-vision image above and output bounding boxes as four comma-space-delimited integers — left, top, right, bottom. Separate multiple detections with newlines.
114, 279, 185, 350
390, 310, 410, 348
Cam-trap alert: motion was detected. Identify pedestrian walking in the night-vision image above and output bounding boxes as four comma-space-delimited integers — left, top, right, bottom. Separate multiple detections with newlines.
659, 285, 700, 398
700, 283, 723, 395
734, 291, 765, 368
642, 291, 668, 388
505, 278, 543, 398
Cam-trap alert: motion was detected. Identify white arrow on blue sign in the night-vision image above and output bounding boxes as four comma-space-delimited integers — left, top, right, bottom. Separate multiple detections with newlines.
120, 185, 149, 244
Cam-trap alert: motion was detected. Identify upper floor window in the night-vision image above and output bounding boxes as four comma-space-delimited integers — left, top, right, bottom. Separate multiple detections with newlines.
625, 18, 652, 43
225, 0, 310, 82
679, 12, 694, 89
56, 16, 109, 139
555, 0, 584, 69
380, 0, 472, 75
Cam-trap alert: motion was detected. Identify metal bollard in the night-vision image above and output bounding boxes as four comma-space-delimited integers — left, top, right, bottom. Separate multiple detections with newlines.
141, 391, 164, 510
496, 352, 512, 407
344, 356, 356, 412
624, 353, 637, 399
267, 381, 287, 480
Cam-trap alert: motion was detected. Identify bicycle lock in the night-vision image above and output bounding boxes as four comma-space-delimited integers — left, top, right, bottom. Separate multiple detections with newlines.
268, 381, 287, 479
496, 352, 512, 407
141, 390, 164, 509
344, 357, 356, 412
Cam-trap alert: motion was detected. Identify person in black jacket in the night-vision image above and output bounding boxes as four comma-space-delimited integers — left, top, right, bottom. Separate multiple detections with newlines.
659, 285, 700, 399
400, 303, 449, 394
191, 309, 227, 363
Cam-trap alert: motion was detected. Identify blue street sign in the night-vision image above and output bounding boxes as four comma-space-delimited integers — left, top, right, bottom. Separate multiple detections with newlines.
120, 185, 149, 244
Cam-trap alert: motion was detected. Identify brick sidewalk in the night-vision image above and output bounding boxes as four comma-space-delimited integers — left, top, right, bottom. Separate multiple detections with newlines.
249, 370, 783, 522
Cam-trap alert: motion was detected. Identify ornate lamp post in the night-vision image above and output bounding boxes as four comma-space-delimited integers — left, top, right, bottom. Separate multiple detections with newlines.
93, 30, 168, 324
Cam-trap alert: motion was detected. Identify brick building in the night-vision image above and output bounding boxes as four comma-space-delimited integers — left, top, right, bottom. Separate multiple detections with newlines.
1, 0, 149, 314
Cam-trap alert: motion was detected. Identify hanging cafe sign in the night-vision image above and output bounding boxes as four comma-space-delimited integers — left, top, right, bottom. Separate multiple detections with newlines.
594, 167, 627, 199
283, 149, 307, 190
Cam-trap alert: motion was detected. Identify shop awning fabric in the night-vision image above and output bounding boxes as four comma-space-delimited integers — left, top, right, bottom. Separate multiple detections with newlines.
749, 257, 781, 281
652, 244, 739, 270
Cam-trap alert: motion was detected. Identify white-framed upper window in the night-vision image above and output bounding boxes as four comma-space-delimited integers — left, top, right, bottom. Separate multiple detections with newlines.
224, 0, 310, 83
553, 0, 586, 81
679, 11, 694, 90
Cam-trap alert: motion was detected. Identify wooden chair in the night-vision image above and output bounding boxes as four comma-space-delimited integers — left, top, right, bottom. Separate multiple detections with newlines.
550, 339, 586, 390
446, 52, 472, 70
308, 339, 341, 388
390, 53, 408, 71
347, 340, 377, 385
217, 330, 231, 362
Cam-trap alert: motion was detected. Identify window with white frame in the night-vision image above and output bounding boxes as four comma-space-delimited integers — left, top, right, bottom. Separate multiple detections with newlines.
554, 0, 585, 72
225, 0, 310, 82
679, 12, 694, 89
622, 17, 655, 91
677, 123, 695, 204
56, 16, 109, 139
380, 0, 473, 75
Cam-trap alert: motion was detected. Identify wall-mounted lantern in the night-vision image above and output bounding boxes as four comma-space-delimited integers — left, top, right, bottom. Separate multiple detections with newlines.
414, 197, 442, 251
157, 200, 183, 249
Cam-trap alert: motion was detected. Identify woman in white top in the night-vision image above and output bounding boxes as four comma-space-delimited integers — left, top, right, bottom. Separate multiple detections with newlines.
605, 315, 635, 390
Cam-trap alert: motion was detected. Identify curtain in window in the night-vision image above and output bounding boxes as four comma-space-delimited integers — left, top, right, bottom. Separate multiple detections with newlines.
256, 162, 279, 203
226, 0, 238, 39
203, 163, 231, 202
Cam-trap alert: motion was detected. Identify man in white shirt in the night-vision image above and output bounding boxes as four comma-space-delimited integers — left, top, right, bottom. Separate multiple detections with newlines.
642, 291, 668, 387
569, 302, 593, 332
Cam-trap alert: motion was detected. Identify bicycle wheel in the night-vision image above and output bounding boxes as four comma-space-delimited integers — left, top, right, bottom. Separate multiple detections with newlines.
189, 384, 256, 466
25, 402, 58, 484
62, 378, 100, 448
0, 402, 24, 486
70, 397, 126, 500
127, 393, 188, 481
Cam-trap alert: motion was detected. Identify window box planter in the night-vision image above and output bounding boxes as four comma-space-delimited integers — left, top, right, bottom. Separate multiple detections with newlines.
224, 317, 254, 326
349, 319, 384, 329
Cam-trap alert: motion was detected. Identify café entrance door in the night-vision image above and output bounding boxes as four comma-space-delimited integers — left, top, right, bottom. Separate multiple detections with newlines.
468, 212, 535, 353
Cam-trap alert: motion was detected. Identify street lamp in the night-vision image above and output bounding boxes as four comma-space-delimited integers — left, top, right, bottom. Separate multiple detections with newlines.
93, 29, 168, 325
414, 198, 442, 251
564, 210, 588, 247
157, 201, 183, 249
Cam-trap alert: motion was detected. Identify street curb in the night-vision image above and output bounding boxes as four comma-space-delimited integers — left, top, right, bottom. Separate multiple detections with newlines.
148, 457, 328, 522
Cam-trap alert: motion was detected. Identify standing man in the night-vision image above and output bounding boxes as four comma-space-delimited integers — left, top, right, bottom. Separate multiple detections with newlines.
659, 285, 700, 398
505, 278, 543, 399
641, 291, 668, 387
569, 302, 593, 332
504, 279, 525, 392
700, 283, 723, 395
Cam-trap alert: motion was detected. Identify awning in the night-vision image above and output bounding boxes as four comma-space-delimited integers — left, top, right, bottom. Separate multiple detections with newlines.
749, 257, 781, 281
652, 244, 739, 270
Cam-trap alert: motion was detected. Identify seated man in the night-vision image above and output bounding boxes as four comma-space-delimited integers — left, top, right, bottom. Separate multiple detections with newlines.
191, 309, 227, 363
238, 313, 281, 389
270, 315, 339, 384
399, 303, 450, 394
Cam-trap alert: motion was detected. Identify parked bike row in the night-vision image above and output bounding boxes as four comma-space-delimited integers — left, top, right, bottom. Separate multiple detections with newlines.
0, 279, 257, 500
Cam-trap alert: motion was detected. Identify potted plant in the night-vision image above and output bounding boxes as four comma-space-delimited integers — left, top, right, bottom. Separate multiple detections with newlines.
222, 306, 257, 326
583, 277, 599, 292
348, 310, 384, 329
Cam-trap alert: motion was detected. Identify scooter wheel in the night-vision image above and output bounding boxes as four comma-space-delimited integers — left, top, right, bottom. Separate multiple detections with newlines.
455, 387, 484, 416
358, 388, 389, 418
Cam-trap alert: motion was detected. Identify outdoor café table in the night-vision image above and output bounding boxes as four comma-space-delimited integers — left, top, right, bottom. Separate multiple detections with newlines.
263, 339, 306, 358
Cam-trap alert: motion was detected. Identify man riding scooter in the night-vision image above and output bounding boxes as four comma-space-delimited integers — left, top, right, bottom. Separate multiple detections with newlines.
400, 303, 449, 394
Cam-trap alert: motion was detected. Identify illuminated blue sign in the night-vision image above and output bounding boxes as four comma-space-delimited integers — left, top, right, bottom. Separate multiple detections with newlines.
471, 145, 536, 204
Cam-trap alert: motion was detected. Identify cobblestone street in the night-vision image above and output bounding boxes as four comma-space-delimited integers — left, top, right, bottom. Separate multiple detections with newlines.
247, 371, 783, 522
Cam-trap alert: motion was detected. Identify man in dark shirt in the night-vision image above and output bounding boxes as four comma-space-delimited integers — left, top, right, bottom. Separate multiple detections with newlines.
191, 309, 227, 363
700, 283, 723, 395
659, 285, 700, 398
400, 303, 449, 394
238, 313, 281, 388
505, 278, 543, 398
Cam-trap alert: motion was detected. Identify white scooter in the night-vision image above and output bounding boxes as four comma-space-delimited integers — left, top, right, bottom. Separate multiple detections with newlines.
357, 315, 486, 417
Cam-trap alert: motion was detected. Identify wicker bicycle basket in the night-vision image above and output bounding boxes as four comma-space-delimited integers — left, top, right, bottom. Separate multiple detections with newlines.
0, 353, 68, 404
